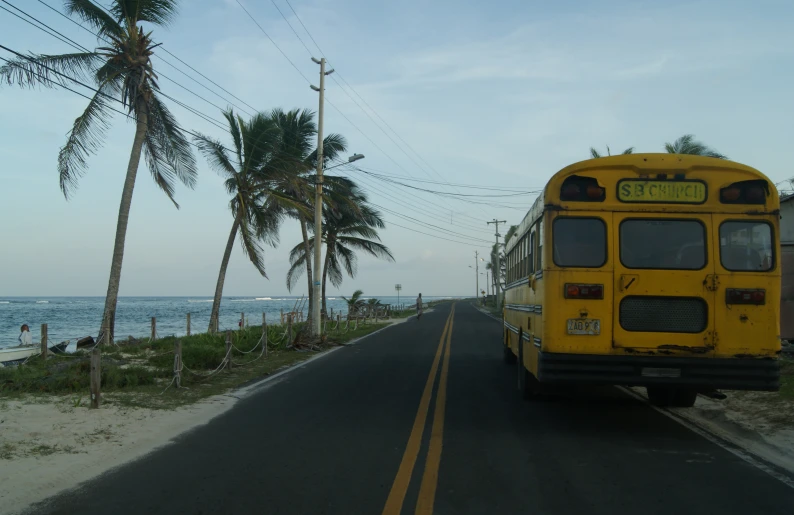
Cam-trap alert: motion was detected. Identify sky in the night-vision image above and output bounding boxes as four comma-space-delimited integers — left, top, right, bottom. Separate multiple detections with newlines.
1, 0, 793, 298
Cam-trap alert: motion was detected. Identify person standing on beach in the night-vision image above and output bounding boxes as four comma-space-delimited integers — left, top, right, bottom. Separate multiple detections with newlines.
18, 324, 32, 346
416, 293, 423, 320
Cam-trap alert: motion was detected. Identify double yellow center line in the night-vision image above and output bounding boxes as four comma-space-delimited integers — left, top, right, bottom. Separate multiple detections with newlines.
382, 304, 455, 515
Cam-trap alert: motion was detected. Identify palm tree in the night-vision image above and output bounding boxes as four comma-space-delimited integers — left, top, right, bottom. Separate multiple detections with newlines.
590, 145, 634, 158
664, 134, 727, 159
0, 1, 197, 342
341, 289, 366, 315
193, 109, 301, 332
266, 108, 347, 324
286, 182, 394, 315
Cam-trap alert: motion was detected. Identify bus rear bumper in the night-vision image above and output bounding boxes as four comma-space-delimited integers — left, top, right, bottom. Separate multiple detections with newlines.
537, 352, 780, 391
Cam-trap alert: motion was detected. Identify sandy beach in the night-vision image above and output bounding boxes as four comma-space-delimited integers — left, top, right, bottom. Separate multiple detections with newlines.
0, 394, 237, 515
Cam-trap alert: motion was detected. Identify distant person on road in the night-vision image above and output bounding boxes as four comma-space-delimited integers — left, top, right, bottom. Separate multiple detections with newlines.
416, 293, 423, 320
18, 324, 32, 346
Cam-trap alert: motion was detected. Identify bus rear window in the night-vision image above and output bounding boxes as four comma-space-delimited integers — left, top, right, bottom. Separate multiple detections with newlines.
553, 218, 606, 267
720, 221, 773, 271
620, 220, 706, 270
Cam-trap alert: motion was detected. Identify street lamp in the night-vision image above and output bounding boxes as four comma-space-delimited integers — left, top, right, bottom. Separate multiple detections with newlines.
326, 153, 365, 171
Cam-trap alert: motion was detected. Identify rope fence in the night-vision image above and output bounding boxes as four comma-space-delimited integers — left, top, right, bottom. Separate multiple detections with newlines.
6, 308, 393, 405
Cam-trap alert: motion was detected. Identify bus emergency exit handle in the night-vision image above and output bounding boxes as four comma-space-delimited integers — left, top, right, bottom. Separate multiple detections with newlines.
620, 275, 637, 291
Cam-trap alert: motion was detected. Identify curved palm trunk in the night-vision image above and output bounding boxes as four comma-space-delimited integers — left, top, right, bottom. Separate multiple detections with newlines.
300, 219, 313, 323
322, 236, 335, 316
99, 99, 148, 344
208, 211, 243, 332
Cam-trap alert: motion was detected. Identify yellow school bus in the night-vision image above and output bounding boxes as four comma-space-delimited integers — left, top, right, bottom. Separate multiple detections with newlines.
503, 153, 780, 407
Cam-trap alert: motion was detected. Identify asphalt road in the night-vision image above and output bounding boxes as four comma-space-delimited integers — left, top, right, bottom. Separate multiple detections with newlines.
26, 302, 794, 515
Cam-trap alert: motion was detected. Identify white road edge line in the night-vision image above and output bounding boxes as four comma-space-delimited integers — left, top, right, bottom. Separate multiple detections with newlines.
619, 386, 794, 490
236, 315, 419, 398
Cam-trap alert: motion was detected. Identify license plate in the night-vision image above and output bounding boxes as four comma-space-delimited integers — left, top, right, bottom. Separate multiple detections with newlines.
567, 318, 601, 335
641, 367, 681, 378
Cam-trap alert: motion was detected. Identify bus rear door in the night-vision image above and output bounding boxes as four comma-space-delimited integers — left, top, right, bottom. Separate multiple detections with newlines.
612, 213, 717, 355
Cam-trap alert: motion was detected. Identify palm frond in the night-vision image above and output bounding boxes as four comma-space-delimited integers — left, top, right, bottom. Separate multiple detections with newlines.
247, 201, 282, 248
326, 250, 345, 287
57, 84, 115, 198
112, 0, 180, 26
622, 147, 634, 154
589, 147, 601, 159
335, 243, 357, 279
665, 134, 727, 159
0, 51, 102, 89
288, 239, 309, 264
220, 109, 244, 169
193, 133, 237, 178
306, 132, 347, 167
337, 237, 394, 261
286, 252, 307, 291
143, 95, 196, 206
66, 0, 123, 38
144, 122, 178, 207
238, 218, 267, 277
146, 94, 197, 188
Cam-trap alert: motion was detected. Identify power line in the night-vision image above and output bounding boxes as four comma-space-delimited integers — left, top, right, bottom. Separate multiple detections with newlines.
277, 0, 493, 216
331, 166, 494, 235
370, 203, 495, 245
234, 0, 312, 84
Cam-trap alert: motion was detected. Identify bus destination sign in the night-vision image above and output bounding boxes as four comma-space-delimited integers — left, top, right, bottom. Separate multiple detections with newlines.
617, 180, 706, 203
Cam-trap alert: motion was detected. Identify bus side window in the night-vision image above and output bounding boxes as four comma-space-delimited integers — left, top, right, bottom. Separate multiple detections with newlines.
536, 220, 543, 271
528, 229, 535, 275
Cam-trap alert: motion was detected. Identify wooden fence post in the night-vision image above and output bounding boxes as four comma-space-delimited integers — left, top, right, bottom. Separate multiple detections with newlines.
174, 339, 182, 388
240, 312, 245, 331
90, 348, 101, 409
40, 323, 48, 358
151, 317, 156, 341
337, 314, 341, 331
225, 330, 233, 370
287, 314, 293, 347
186, 313, 191, 336
262, 313, 268, 357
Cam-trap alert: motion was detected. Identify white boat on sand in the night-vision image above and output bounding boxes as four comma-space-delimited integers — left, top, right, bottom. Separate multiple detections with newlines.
1, 342, 70, 366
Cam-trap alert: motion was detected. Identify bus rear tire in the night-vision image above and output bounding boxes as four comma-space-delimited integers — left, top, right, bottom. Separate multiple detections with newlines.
516, 332, 539, 399
504, 331, 516, 364
647, 386, 698, 408
673, 388, 698, 407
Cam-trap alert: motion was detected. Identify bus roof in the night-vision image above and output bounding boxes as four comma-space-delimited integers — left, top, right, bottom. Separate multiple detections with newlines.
505, 154, 777, 253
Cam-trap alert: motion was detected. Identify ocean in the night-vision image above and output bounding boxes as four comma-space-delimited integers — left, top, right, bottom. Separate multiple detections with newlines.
0, 295, 455, 349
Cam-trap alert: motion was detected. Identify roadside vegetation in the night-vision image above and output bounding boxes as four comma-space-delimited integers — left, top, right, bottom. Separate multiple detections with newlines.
0, 319, 390, 409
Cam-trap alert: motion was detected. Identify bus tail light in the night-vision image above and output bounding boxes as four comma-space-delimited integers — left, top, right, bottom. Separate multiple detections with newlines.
725, 288, 766, 305
560, 175, 605, 202
719, 180, 768, 205
565, 283, 604, 299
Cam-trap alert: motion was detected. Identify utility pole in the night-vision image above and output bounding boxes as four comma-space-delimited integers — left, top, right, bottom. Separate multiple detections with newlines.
487, 219, 507, 305
475, 251, 479, 301
311, 57, 334, 336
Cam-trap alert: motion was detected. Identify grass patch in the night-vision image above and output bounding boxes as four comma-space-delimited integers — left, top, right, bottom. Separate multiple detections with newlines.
325, 321, 390, 345
1, 443, 16, 460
